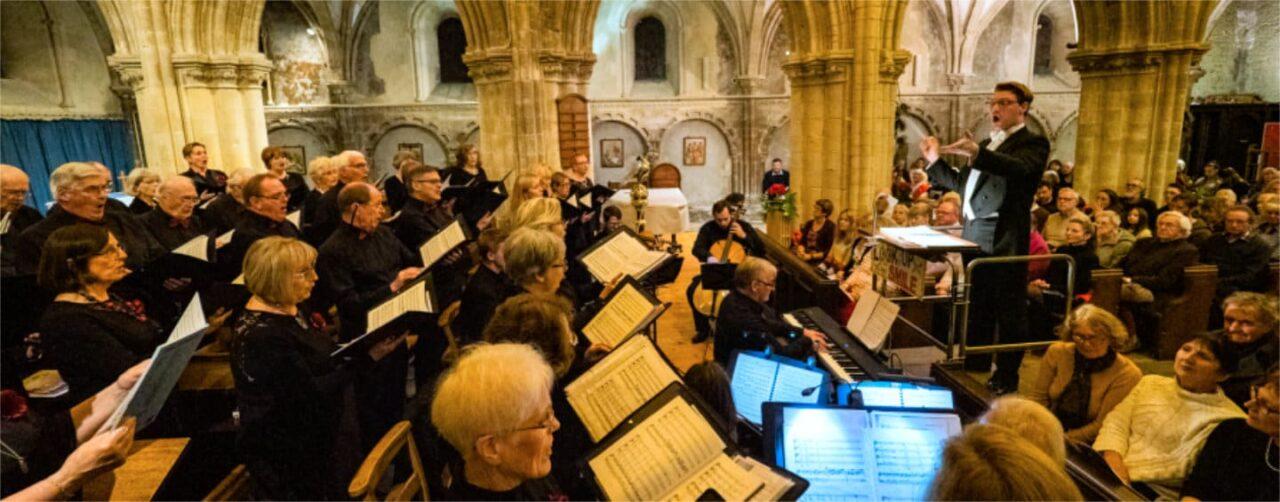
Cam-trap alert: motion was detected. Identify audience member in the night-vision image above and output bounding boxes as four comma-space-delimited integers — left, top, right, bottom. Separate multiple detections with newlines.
140, 176, 206, 250
1043, 187, 1084, 248
1091, 188, 1122, 216
1191, 161, 1224, 200
928, 423, 1083, 501
1245, 166, 1278, 205
713, 256, 828, 365
1027, 216, 1098, 343
1257, 201, 1280, 261
908, 168, 932, 201
1, 165, 42, 275
1117, 211, 1200, 349
979, 396, 1067, 465
907, 201, 933, 226
1198, 206, 1271, 313
1093, 334, 1245, 490
200, 168, 250, 234
1032, 182, 1057, 231
1093, 210, 1135, 268
761, 158, 790, 194
1181, 365, 1280, 501
820, 210, 859, 278
1027, 305, 1142, 443
441, 143, 487, 187
1215, 292, 1279, 407
230, 236, 403, 500
179, 142, 227, 200
1123, 207, 1152, 239
123, 168, 160, 215
1156, 184, 1182, 215
261, 146, 308, 212
795, 199, 835, 264
1120, 178, 1158, 231
431, 343, 565, 501
890, 202, 909, 226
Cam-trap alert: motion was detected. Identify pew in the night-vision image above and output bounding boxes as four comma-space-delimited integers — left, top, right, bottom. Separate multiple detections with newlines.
761, 233, 843, 318
1090, 268, 1124, 316
1155, 265, 1217, 359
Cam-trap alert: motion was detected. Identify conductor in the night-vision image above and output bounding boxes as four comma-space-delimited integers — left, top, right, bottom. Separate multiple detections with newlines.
919, 81, 1049, 394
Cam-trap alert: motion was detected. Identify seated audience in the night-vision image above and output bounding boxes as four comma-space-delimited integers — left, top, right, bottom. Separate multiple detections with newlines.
1027, 305, 1142, 443
1120, 178, 1159, 230
123, 168, 160, 215
219, 173, 300, 278
1257, 201, 1280, 261
1215, 292, 1279, 407
36, 225, 165, 403
261, 146, 309, 212
1198, 206, 1271, 311
1157, 184, 1182, 215
1214, 188, 1238, 209
300, 156, 336, 236
908, 168, 931, 201
1043, 188, 1084, 249
230, 236, 404, 500
1032, 182, 1057, 231
1032, 216, 1098, 301
199, 168, 250, 234
1, 363, 145, 499
1, 165, 43, 276
1092, 188, 1122, 216
1123, 206, 1152, 239
890, 202, 909, 226
1191, 161, 1224, 200
1117, 211, 1200, 348
454, 228, 516, 346
907, 201, 933, 226
820, 210, 858, 278
140, 177, 206, 250
1181, 365, 1280, 501
928, 423, 1083, 501
1094, 334, 1245, 490
15, 162, 165, 275
794, 199, 835, 264
178, 141, 227, 200
712, 256, 828, 365
1093, 210, 1135, 268
979, 396, 1066, 465
431, 343, 565, 501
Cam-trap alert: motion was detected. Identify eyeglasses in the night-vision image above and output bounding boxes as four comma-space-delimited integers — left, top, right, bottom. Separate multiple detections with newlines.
259, 192, 288, 201
484, 410, 558, 439
987, 99, 1019, 107
1072, 332, 1106, 344
78, 184, 111, 195
1, 189, 29, 198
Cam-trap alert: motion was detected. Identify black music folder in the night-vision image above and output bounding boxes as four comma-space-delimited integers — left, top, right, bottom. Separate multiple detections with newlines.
586, 383, 808, 501
575, 226, 673, 284
444, 180, 508, 229
331, 274, 437, 360
579, 275, 668, 347
416, 216, 472, 271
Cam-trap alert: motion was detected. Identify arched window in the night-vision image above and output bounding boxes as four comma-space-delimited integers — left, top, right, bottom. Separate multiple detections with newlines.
634, 17, 666, 81
437, 17, 471, 83
1033, 15, 1054, 75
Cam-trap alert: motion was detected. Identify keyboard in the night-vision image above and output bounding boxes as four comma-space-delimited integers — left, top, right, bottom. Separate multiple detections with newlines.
783, 307, 893, 382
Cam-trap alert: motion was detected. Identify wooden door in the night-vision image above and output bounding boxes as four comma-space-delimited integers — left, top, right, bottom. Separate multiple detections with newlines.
557, 94, 589, 169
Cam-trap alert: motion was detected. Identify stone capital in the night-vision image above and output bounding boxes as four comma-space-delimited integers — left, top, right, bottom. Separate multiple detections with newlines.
171, 55, 274, 90
1068, 44, 1208, 76
463, 49, 516, 84
537, 51, 596, 83
878, 50, 912, 83
108, 56, 146, 91
944, 73, 969, 92
782, 54, 853, 85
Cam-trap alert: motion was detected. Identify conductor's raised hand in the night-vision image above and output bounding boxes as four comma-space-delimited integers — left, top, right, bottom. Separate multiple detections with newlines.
919, 136, 941, 164
940, 131, 980, 158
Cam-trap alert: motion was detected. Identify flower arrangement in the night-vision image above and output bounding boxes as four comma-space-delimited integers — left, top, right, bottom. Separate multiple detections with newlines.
763, 183, 797, 219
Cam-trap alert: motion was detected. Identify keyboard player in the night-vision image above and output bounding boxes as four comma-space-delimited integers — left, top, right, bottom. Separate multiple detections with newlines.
713, 257, 830, 365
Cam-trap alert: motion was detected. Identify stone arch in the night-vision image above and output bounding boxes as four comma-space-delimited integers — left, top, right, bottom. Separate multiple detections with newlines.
409, 1, 472, 102
591, 118, 649, 188
658, 117, 735, 212
895, 105, 937, 167
266, 124, 332, 171
368, 121, 449, 180
1050, 112, 1078, 164
621, 2, 684, 96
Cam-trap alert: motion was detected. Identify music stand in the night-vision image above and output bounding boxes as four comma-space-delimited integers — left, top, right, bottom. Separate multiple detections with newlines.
700, 263, 736, 325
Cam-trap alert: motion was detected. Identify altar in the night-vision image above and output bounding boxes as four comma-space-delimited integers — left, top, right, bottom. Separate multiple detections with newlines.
603, 188, 691, 235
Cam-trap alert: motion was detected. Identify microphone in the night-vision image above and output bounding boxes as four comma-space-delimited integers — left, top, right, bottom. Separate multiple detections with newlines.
800, 385, 821, 397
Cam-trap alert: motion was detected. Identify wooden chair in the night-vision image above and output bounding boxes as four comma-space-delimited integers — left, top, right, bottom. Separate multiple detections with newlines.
1089, 268, 1124, 316
1155, 265, 1218, 359
349, 421, 430, 501
438, 300, 462, 363
649, 163, 681, 189
203, 465, 252, 501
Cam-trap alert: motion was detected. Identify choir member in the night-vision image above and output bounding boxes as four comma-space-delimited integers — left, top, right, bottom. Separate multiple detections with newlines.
564, 152, 593, 193
453, 228, 517, 346
391, 162, 452, 250
261, 146, 309, 212
140, 177, 206, 250
219, 173, 299, 279
199, 169, 250, 235
712, 257, 828, 365
230, 236, 404, 500
502, 227, 572, 306
493, 173, 545, 232
300, 156, 337, 237
442, 143, 487, 188
306, 150, 368, 246
928, 424, 1083, 501
431, 343, 566, 501
123, 168, 160, 215
1, 164, 42, 276
178, 142, 227, 201
382, 149, 420, 214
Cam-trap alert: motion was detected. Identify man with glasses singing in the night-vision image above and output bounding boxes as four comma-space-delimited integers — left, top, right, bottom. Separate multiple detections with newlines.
712, 256, 829, 365
219, 173, 300, 279
140, 176, 208, 250
13, 162, 164, 275
1, 164, 42, 276
919, 81, 1050, 394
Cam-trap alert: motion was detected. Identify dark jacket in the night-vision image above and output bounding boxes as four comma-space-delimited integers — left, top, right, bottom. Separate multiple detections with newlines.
140, 208, 209, 250
762, 169, 790, 194
691, 219, 765, 263
40, 299, 164, 404
181, 168, 228, 198
926, 127, 1050, 257
14, 205, 165, 275
200, 193, 245, 235
382, 175, 409, 214
281, 172, 309, 213
316, 224, 419, 341
1118, 237, 1199, 299
713, 289, 808, 365
219, 210, 300, 279
453, 265, 518, 346
306, 182, 344, 246
1217, 328, 1278, 408
1, 205, 43, 276
1198, 233, 1271, 297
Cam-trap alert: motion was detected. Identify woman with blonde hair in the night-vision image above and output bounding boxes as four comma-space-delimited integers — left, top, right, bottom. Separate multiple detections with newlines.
928, 423, 1083, 501
495, 172, 546, 231
124, 167, 161, 215
821, 210, 859, 278
301, 156, 336, 235
511, 197, 565, 237
1027, 304, 1142, 443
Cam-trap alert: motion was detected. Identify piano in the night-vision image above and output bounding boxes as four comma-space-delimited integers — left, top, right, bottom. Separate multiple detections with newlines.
782, 306, 894, 383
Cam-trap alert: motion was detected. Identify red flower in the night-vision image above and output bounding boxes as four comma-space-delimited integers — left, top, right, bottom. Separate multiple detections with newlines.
1, 389, 29, 421
767, 183, 789, 196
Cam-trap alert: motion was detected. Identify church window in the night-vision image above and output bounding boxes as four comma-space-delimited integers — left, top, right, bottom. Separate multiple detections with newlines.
634, 17, 666, 81
437, 17, 471, 83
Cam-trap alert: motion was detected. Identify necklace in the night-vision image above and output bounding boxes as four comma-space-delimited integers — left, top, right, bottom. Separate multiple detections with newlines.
1267, 437, 1279, 473
0, 440, 27, 474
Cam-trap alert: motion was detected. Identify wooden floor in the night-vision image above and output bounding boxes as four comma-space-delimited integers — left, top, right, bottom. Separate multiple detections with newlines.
652, 232, 715, 372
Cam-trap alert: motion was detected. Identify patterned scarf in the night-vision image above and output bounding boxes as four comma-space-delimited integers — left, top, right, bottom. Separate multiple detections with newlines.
1053, 348, 1117, 430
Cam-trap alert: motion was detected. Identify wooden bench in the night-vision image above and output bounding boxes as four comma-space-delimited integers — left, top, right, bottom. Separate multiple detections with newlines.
1089, 268, 1124, 316
1155, 264, 1218, 359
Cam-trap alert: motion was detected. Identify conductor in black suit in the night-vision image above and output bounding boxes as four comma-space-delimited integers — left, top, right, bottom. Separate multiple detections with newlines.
920, 81, 1049, 394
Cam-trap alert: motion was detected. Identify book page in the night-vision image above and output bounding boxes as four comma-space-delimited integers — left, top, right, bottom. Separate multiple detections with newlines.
419, 220, 467, 269
770, 363, 826, 404
366, 280, 430, 333
218, 229, 234, 242
286, 210, 301, 227
847, 290, 898, 352
102, 323, 207, 432
173, 235, 209, 262
780, 407, 876, 501
868, 412, 961, 501
728, 353, 778, 426
589, 396, 726, 501
168, 293, 209, 343
566, 336, 681, 441
662, 454, 764, 502
581, 282, 657, 346
735, 455, 797, 502
580, 232, 667, 283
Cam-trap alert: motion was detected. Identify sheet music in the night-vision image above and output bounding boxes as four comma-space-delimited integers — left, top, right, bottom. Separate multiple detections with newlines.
730, 353, 778, 425
231, 273, 244, 285
366, 280, 430, 333
780, 407, 875, 501
566, 336, 681, 441
168, 293, 208, 343
419, 220, 467, 269
286, 210, 300, 227
771, 364, 825, 404
589, 396, 726, 501
581, 281, 657, 346
736, 456, 796, 502
846, 290, 899, 352
580, 231, 667, 283
868, 412, 961, 501
664, 454, 764, 502
218, 229, 234, 242
102, 296, 208, 432
173, 235, 210, 262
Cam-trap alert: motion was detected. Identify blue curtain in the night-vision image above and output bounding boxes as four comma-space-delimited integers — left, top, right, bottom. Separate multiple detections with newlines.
0, 119, 135, 213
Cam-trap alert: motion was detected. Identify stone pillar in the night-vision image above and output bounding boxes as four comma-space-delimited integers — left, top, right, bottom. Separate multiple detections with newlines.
780, 0, 909, 220
1068, 0, 1216, 197
100, 0, 270, 175
457, 0, 598, 179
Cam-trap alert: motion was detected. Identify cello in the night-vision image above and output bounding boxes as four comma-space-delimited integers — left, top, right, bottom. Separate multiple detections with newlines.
691, 204, 747, 316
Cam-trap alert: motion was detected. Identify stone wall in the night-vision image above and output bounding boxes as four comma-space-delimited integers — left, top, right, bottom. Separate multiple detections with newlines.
1192, 0, 1280, 102
0, 0, 122, 120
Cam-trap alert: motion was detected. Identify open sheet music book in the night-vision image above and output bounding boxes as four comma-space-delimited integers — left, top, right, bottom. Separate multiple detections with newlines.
418, 217, 470, 270
217, 228, 234, 243
846, 289, 900, 352
876, 226, 979, 251
577, 227, 671, 284
332, 276, 435, 359
565, 334, 681, 441
101, 294, 209, 432
764, 404, 961, 501
580, 276, 667, 347
172, 234, 211, 262
589, 384, 806, 501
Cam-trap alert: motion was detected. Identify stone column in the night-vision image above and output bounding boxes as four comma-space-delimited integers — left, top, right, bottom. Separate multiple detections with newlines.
1068, 0, 1216, 197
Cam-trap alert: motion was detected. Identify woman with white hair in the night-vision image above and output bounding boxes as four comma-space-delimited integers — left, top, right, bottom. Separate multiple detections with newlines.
979, 396, 1067, 466
511, 197, 565, 237
300, 156, 336, 236
432, 343, 565, 501
503, 227, 574, 305
123, 168, 160, 215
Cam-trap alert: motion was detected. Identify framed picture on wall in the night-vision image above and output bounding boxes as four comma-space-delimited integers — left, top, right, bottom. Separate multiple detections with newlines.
683, 137, 706, 166
397, 143, 424, 162
281, 146, 306, 174
600, 139, 625, 168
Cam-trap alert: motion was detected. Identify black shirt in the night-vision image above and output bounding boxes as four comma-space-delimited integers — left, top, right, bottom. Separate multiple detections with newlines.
306, 181, 344, 246
392, 198, 454, 250
1198, 233, 1272, 297
713, 289, 806, 365
1181, 418, 1279, 501
300, 188, 324, 237
181, 168, 228, 198
762, 169, 790, 194
219, 210, 300, 279
1, 205, 43, 276
691, 219, 765, 263
200, 193, 245, 235
128, 197, 154, 215
140, 208, 208, 250
316, 224, 419, 341
40, 297, 164, 404
13, 205, 166, 275
229, 310, 365, 501
445, 475, 565, 502
453, 265, 518, 346
442, 165, 488, 188
383, 175, 409, 214
1219, 329, 1279, 408
281, 172, 309, 213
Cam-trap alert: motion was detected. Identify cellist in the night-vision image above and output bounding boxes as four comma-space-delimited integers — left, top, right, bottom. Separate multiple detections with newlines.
686, 197, 765, 343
